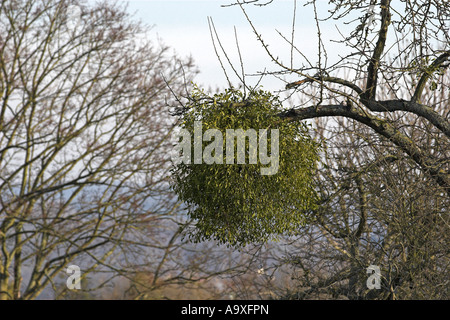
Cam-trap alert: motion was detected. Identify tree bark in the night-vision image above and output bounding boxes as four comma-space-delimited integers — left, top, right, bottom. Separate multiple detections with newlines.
280, 105, 450, 195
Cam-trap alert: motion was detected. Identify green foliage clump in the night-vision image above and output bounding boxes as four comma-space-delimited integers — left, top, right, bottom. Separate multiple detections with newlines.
171, 86, 320, 247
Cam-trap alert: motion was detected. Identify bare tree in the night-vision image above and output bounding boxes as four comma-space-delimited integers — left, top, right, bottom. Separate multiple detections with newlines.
51, 214, 264, 300
228, 95, 449, 299
209, 0, 449, 300
281, 104, 449, 299
0, 0, 197, 300
222, 0, 449, 195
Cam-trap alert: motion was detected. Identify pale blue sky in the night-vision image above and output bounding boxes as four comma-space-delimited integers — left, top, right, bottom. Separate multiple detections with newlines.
121, 1, 350, 91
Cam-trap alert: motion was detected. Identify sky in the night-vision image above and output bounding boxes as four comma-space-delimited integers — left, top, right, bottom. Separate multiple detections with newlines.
120, 0, 350, 92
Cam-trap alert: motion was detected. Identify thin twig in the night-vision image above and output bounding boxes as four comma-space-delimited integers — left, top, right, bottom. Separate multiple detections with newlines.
207, 16, 233, 88
234, 26, 248, 94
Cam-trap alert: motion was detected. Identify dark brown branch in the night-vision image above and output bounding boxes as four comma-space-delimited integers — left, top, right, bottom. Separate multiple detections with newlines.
286, 74, 449, 137
280, 104, 450, 195
362, 99, 450, 138
354, 176, 366, 239
412, 50, 450, 103
363, 0, 391, 100
286, 76, 363, 95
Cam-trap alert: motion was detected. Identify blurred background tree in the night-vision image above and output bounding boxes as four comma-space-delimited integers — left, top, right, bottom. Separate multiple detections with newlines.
0, 0, 245, 300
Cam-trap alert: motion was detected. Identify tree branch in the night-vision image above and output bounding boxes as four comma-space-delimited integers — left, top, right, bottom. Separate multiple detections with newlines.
363, 0, 391, 100
412, 50, 450, 103
363, 99, 450, 138
286, 75, 449, 137
286, 75, 363, 95
280, 104, 449, 195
